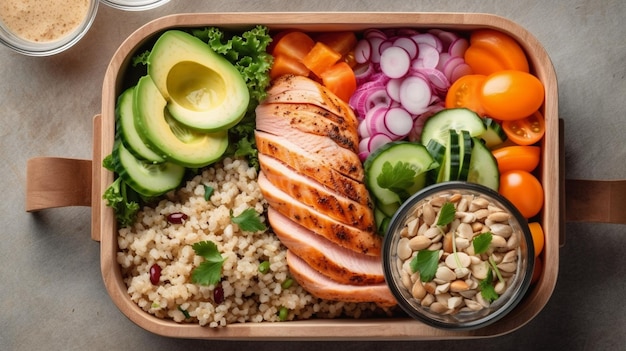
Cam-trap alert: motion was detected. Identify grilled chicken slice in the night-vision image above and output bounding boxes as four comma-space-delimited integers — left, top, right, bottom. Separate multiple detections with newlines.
286, 250, 396, 306
268, 208, 384, 285
264, 75, 358, 128
255, 120, 363, 181
259, 153, 374, 231
255, 131, 371, 205
255, 103, 359, 153
258, 172, 381, 256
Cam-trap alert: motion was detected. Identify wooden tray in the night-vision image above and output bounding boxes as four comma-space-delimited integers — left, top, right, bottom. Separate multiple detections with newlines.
26, 12, 564, 340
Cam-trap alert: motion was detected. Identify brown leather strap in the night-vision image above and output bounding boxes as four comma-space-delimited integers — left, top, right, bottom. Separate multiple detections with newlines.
565, 179, 626, 224
25, 157, 93, 212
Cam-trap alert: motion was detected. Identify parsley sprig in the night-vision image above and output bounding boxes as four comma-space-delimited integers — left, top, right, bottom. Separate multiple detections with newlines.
231, 208, 267, 232
376, 161, 417, 202
190, 241, 226, 286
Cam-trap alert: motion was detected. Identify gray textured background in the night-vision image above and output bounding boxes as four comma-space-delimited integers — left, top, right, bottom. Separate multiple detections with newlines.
2, 1, 625, 350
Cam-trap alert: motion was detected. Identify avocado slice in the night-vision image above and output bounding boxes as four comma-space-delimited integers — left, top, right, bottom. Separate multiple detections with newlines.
147, 30, 249, 132
116, 86, 164, 164
133, 75, 229, 168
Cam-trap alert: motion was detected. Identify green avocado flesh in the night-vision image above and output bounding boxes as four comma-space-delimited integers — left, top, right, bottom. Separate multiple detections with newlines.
133, 75, 229, 168
147, 30, 250, 132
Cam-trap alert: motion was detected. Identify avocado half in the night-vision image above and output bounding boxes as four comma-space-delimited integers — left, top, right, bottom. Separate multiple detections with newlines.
147, 30, 250, 132
133, 75, 229, 168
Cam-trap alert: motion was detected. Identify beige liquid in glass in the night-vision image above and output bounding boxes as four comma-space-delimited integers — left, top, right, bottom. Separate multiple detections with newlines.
0, 0, 89, 43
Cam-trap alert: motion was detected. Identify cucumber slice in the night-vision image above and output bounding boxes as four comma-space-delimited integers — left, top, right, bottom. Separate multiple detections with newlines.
420, 108, 486, 147
116, 87, 165, 163
467, 138, 500, 190
364, 141, 438, 206
425, 139, 445, 184
457, 130, 473, 181
481, 118, 507, 148
377, 201, 401, 218
113, 141, 185, 197
441, 129, 461, 182
374, 206, 393, 235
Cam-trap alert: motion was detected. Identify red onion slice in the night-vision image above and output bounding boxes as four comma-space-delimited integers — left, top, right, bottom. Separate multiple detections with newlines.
399, 75, 432, 115
380, 46, 411, 78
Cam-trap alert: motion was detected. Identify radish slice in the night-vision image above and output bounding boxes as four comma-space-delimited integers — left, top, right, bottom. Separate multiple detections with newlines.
353, 62, 375, 85
359, 136, 370, 154
415, 68, 450, 91
449, 62, 473, 83
399, 75, 431, 115
368, 37, 385, 64
368, 133, 393, 153
364, 29, 387, 40
414, 43, 440, 69
448, 37, 469, 57
411, 33, 443, 52
385, 78, 403, 102
365, 88, 392, 112
358, 119, 370, 139
435, 30, 459, 52
384, 107, 413, 137
379, 39, 394, 55
442, 56, 465, 82
436, 52, 451, 71
393, 37, 418, 59
366, 105, 391, 136
380, 46, 411, 78
354, 39, 372, 64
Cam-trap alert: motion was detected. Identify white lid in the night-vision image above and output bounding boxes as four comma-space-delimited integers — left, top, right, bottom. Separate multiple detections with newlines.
100, 0, 170, 11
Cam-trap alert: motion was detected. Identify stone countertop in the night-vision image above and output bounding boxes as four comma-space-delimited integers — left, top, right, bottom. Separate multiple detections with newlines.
2, 1, 624, 350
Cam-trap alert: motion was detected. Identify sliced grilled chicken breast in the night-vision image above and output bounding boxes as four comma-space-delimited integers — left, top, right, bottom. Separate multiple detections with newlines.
286, 250, 396, 306
255, 131, 371, 205
255, 103, 359, 153
258, 172, 381, 256
259, 153, 374, 231
269, 208, 384, 285
264, 75, 358, 128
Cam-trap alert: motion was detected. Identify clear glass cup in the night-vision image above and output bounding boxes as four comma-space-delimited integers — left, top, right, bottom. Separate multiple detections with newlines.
382, 181, 535, 330
0, 0, 99, 56
100, 0, 170, 11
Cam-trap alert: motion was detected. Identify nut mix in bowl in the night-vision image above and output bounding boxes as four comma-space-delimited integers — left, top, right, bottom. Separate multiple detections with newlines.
382, 181, 534, 330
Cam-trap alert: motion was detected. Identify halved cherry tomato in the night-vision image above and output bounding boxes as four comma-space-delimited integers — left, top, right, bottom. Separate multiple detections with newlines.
528, 222, 545, 257
314, 31, 358, 56
492, 145, 541, 173
479, 70, 544, 121
320, 61, 357, 102
444, 74, 487, 116
271, 31, 315, 60
502, 111, 546, 145
302, 41, 343, 78
499, 170, 544, 219
269, 54, 310, 80
464, 29, 529, 75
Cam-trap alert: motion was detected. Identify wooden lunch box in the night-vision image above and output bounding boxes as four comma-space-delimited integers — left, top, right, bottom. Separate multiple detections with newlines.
25, 12, 569, 340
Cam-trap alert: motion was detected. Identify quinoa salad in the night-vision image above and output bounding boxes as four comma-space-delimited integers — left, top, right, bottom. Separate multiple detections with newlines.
116, 158, 392, 327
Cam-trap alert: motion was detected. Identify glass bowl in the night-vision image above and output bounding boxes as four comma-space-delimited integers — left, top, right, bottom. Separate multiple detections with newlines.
0, 0, 99, 56
382, 181, 534, 330
100, 0, 170, 11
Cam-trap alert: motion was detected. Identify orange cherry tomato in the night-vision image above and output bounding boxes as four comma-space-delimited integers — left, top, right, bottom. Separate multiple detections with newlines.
531, 255, 543, 284
302, 41, 343, 78
464, 29, 529, 75
319, 61, 357, 102
271, 31, 315, 60
269, 54, 310, 80
479, 70, 545, 121
445, 74, 487, 116
502, 111, 546, 145
528, 222, 545, 257
492, 145, 541, 173
314, 31, 358, 56
499, 170, 544, 219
